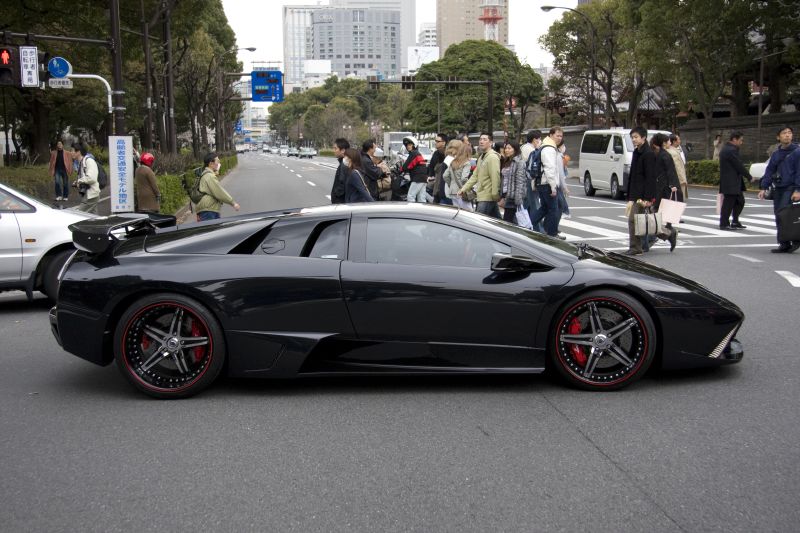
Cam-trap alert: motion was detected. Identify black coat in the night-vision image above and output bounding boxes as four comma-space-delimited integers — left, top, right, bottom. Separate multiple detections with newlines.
719, 142, 751, 195
627, 143, 657, 202
360, 152, 382, 199
345, 169, 374, 203
655, 149, 680, 198
330, 157, 348, 204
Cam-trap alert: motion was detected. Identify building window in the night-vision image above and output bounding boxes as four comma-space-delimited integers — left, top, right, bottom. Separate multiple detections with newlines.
353, 10, 365, 22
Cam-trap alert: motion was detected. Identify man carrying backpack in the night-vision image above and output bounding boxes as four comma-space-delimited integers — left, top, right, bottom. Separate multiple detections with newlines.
195, 152, 240, 221
72, 144, 100, 214
522, 130, 543, 232
529, 127, 563, 237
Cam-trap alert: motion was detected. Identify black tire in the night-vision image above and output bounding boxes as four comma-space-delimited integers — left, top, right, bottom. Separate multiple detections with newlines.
550, 290, 656, 391
113, 293, 226, 399
41, 249, 75, 302
584, 172, 596, 196
610, 175, 623, 200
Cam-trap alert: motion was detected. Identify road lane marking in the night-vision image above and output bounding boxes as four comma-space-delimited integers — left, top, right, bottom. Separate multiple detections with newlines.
296, 174, 302, 178
680, 215, 775, 234
307, 181, 316, 187
729, 254, 763, 263
776, 271, 800, 287
558, 218, 629, 238
701, 215, 776, 228
325, 195, 331, 200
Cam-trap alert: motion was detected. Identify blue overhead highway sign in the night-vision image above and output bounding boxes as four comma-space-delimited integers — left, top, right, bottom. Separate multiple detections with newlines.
252, 70, 283, 103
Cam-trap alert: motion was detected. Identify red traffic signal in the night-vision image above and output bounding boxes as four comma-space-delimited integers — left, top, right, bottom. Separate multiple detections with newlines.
0, 46, 20, 87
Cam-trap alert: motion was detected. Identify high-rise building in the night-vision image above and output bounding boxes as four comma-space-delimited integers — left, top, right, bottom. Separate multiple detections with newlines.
436, 0, 509, 55
311, 8, 401, 80
329, 0, 414, 73
417, 22, 437, 47
283, 5, 316, 85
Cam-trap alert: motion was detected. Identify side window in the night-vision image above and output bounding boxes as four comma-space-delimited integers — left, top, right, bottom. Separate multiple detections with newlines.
613, 135, 624, 154
254, 219, 316, 256
580, 134, 612, 155
308, 220, 348, 260
365, 218, 510, 268
0, 189, 33, 212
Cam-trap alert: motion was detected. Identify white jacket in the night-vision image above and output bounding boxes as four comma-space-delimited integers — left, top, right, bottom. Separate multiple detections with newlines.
77, 156, 100, 199
540, 138, 560, 190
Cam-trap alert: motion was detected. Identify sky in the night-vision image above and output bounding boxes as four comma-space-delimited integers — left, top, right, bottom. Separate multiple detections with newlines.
221, 0, 578, 105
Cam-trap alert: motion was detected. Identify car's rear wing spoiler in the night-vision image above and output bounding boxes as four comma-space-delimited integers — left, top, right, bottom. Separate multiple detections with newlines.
69, 213, 177, 254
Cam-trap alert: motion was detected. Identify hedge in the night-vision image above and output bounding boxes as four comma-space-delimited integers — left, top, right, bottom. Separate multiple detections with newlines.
685, 159, 760, 190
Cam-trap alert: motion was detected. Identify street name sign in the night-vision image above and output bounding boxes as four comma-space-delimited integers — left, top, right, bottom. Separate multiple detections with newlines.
251, 70, 284, 102
48, 78, 73, 89
19, 46, 39, 88
47, 57, 72, 79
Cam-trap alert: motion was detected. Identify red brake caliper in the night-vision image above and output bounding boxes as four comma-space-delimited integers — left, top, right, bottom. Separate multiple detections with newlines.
190, 317, 204, 363
567, 317, 588, 366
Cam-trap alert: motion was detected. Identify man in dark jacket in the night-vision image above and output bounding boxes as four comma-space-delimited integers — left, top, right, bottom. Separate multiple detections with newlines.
360, 139, 387, 200
428, 133, 449, 204
718, 131, 752, 230
330, 138, 350, 204
624, 126, 658, 256
758, 126, 800, 253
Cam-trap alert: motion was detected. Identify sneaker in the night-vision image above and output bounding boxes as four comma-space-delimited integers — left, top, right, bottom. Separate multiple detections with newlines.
563, 214, 571, 219
719, 226, 737, 231
56, 196, 62, 201
622, 249, 643, 256
555, 233, 567, 240
730, 222, 747, 229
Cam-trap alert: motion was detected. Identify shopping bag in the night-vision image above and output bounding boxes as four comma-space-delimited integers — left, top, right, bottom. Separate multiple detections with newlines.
658, 192, 686, 224
777, 202, 800, 243
515, 207, 533, 229
624, 201, 634, 219
634, 210, 662, 236
715, 193, 723, 215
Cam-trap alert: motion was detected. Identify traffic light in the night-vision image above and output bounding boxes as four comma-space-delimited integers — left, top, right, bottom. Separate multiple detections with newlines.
401, 75, 415, 90
0, 45, 20, 87
447, 76, 458, 90
368, 75, 380, 91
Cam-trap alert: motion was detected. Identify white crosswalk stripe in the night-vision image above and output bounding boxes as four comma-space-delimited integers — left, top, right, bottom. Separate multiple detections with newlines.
680, 215, 775, 235
701, 214, 776, 228
558, 218, 629, 238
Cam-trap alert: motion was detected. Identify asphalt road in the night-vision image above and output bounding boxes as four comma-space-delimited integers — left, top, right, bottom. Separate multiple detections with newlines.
1, 152, 798, 532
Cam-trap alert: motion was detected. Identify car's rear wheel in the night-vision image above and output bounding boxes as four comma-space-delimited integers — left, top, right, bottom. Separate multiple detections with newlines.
114, 293, 225, 399
610, 175, 623, 200
584, 172, 596, 196
550, 291, 656, 391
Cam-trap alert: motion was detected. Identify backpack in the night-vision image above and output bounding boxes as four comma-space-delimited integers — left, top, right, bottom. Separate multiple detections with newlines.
182, 167, 205, 203
525, 145, 555, 186
85, 155, 108, 189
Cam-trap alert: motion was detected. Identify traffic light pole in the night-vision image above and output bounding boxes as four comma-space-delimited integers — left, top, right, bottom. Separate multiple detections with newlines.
371, 79, 495, 134
109, 0, 125, 135
2, 88, 9, 166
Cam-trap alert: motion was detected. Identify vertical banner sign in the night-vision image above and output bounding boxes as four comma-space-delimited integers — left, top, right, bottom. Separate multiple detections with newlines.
109, 136, 134, 213
19, 46, 39, 88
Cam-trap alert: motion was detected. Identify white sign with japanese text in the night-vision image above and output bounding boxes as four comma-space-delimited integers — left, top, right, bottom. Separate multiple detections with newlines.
109, 136, 134, 213
19, 46, 40, 88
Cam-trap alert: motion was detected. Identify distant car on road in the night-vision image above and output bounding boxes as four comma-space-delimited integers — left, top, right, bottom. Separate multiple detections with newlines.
299, 147, 316, 159
279, 145, 289, 156
288, 147, 300, 157
0, 182, 95, 302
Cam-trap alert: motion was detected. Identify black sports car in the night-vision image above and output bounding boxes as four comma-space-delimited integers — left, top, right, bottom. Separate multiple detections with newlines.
50, 204, 744, 398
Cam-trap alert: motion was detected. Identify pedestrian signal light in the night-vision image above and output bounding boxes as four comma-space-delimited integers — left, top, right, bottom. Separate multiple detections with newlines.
0, 46, 19, 86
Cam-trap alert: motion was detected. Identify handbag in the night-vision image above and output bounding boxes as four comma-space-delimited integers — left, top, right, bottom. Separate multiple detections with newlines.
515, 207, 533, 229
634, 208, 662, 236
658, 191, 686, 224
777, 202, 800, 243
377, 174, 392, 193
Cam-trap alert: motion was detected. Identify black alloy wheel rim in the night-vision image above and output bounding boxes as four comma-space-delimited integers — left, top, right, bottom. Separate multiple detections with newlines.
555, 297, 648, 386
121, 302, 213, 392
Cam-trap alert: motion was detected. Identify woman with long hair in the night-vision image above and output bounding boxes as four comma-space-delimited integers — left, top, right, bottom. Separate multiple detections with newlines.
499, 141, 527, 223
443, 140, 474, 211
343, 147, 374, 203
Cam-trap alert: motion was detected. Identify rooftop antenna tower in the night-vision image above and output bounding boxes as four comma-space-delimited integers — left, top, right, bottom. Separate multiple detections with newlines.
478, 0, 505, 42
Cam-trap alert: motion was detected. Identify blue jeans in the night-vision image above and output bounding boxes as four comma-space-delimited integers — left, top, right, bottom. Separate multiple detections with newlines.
54, 169, 69, 199
773, 187, 794, 245
197, 211, 220, 221
525, 180, 544, 233
530, 184, 559, 236
476, 201, 501, 219
407, 181, 428, 203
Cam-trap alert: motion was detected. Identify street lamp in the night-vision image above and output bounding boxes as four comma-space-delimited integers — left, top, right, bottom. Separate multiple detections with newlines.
542, 5, 597, 129
216, 47, 256, 151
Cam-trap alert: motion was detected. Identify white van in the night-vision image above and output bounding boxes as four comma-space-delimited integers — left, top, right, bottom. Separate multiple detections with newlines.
579, 128, 671, 199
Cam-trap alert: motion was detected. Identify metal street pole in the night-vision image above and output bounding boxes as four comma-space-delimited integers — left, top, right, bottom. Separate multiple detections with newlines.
162, 2, 177, 153
109, 0, 125, 135
2, 88, 9, 166
216, 48, 255, 152
542, 5, 596, 129
140, 0, 153, 149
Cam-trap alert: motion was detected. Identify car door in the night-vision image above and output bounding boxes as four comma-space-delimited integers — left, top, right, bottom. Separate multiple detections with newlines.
339, 216, 559, 370
0, 188, 24, 283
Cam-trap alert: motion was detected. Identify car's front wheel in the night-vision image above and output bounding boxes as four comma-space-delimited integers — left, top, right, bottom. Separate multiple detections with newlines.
584, 172, 596, 196
113, 293, 226, 399
550, 291, 656, 390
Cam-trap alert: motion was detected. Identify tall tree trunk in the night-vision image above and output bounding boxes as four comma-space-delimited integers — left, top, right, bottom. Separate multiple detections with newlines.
30, 95, 50, 163
152, 73, 166, 152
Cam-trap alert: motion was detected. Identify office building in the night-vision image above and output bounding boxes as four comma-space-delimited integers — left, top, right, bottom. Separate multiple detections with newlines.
436, 0, 509, 55
283, 5, 317, 85
311, 8, 401, 80
417, 22, 437, 47
330, 0, 414, 73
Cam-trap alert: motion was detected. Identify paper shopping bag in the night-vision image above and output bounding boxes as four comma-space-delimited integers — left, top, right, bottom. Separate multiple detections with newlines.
659, 193, 686, 224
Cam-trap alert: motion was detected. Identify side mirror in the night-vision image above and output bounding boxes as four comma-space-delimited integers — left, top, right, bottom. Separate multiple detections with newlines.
490, 253, 551, 273
614, 144, 624, 155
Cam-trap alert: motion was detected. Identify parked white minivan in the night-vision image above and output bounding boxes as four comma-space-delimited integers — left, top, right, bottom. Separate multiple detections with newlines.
579, 128, 672, 199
